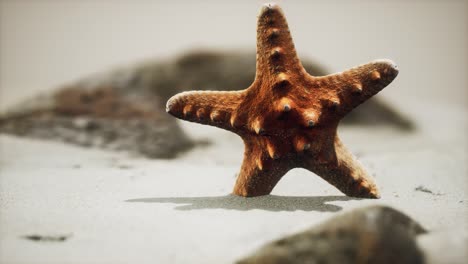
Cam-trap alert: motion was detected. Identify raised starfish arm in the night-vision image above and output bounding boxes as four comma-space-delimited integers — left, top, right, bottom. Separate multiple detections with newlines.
302, 136, 380, 198
233, 136, 290, 197
312, 59, 399, 119
166, 90, 244, 131
255, 3, 304, 77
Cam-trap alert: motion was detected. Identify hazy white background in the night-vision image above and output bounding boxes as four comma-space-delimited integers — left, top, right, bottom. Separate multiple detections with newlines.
0, 2, 467, 263
1, 0, 467, 112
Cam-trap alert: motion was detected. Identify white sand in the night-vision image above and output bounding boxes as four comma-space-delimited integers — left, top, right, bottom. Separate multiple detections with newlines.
0, 99, 466, 263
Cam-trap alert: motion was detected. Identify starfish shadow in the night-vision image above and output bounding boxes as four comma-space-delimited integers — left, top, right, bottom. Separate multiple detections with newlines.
125, 195, 358, 212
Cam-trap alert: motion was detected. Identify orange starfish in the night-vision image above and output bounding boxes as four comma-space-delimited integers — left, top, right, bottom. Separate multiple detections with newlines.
166, 3, 398, 198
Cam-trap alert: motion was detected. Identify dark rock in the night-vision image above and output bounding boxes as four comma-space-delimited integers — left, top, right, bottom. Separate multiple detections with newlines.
237, 206, 426, 264
415, 185, 444, 196
0, 111, 192, 159
0, 50, 413, 159
23, 234, 72, 242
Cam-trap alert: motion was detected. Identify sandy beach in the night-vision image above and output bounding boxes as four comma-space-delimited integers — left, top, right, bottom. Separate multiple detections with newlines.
1, 97, 467, 263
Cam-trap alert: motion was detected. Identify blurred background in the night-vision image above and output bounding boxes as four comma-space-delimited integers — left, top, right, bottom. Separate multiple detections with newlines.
0, 2, 467, 263
1, 0, 467, 112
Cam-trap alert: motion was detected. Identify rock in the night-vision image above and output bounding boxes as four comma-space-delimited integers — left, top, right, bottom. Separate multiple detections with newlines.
415, 185, 444, 196
237, 206, 426, 264
0, 50, 413, 159
23, 234, 72, 242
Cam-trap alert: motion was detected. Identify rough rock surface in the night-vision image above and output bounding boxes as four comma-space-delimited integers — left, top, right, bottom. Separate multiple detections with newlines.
237, 205, 427, 264
0, 86, 192, 159
0, 50, 412, 159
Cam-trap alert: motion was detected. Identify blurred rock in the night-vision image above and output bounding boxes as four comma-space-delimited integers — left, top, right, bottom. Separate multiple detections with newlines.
23, 234, 72, 242
0, 50, 413, 159
237, 206, 426, 264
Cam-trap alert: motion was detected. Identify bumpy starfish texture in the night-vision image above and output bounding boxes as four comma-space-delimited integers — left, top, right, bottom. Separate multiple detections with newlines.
166, 4, 398, 198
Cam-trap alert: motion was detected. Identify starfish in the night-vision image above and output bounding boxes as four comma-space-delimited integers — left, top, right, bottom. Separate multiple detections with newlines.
166, 3, 398, 198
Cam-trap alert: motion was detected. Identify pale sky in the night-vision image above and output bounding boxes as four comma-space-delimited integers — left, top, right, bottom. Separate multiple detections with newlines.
1, 0, 467, 111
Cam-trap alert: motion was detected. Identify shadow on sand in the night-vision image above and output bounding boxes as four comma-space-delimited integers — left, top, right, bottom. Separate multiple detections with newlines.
125, 195, 358, 212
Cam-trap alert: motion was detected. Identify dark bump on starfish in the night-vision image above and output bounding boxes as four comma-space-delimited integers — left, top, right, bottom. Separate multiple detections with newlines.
230, 113, 239, 127
303, 110, 317, 128
359, 186, 371, 196
293, 137, 305, 152
353, 179, 364, 189
274, 73, 290, 88
256, 158, 263, 170
268, 28, 280, 40
267, 148, 278, 159
330, 100, 339, 110
210, 110, 221, 122
278, 97, 293, 113
351, 83, 363, 95
266, 140, 279, 159
183, 105, 193, 117
253, 119, 265, 135
270, 48, 282, 60
196, 108, 206, 120
371, 70, 381, 81
296, 135, 312, 152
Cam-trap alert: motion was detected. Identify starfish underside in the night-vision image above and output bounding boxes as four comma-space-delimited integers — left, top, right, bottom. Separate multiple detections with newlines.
166, 4, 398, 198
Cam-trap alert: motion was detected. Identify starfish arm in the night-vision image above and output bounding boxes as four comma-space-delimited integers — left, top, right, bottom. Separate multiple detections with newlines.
233, 136, 289, 197
302, 136, 380, 198
166, 90, 244, 131
312, 59, 399, 119
255, 4, 304, 79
